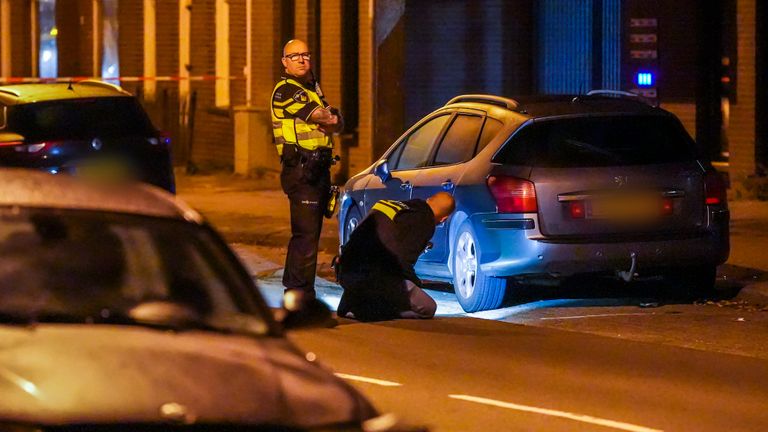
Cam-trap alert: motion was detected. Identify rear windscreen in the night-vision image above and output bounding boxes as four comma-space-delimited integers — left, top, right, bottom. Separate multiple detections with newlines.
494, 116, 697, 167
8, 97, 155, 140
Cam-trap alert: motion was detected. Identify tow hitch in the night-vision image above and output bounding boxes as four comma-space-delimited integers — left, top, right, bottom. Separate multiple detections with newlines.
617, 252, 638, 282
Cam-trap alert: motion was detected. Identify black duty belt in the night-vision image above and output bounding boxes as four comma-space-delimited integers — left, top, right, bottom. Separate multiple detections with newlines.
284, 143, 332, 157
281, 144, 334, 171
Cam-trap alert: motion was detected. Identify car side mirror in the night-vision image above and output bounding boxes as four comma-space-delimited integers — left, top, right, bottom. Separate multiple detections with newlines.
373, 160, 391, 183
128, 301, 203, 327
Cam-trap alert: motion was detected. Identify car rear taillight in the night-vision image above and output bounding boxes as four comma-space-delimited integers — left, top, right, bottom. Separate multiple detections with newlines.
704, 170, 727, 205
0, 140, 23, 148
487, 175, 537, 213
661, 198, 674, 216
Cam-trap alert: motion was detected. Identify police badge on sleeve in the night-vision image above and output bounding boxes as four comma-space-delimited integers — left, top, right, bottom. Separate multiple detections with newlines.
293, 90, 309, 103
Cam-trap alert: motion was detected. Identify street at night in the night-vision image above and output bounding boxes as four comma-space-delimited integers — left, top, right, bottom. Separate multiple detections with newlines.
178, 172, 768, 431
3, 0, 768, 430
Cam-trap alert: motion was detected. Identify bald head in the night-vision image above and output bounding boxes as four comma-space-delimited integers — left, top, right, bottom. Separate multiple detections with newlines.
283, 39, 308, 57
281, 39, 312, 81
426, 192, 456, 224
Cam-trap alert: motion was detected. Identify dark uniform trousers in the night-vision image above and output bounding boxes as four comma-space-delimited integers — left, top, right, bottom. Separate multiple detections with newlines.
280, 149, 330, 299
337, 267, 437, 321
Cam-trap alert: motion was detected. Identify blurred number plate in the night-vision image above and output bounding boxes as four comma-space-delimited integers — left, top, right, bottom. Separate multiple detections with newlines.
76, 158, 133, 182
588, 195, 660, 220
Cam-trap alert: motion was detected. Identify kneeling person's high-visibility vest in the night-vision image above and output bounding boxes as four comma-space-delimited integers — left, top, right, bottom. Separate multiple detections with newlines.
270, 77, 332, 156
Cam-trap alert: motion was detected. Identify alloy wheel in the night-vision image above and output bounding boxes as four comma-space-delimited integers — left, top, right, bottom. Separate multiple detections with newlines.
455, 231, 478, 299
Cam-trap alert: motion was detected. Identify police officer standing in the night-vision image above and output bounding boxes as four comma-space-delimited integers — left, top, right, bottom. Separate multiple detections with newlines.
271, 39, 341, 311
336, 192, 456, 321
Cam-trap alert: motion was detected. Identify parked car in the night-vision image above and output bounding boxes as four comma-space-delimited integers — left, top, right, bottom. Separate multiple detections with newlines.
0, 81, 175, 192
0, 169, 388, 431
339, 91, 730, 312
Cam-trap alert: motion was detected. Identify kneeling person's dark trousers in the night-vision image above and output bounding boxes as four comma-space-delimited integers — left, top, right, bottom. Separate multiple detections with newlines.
337, 270, 437, 321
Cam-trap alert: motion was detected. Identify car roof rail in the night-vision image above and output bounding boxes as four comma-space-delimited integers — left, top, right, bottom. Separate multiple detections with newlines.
586, 89, 641, 98
0, 88, 21, 97
446, 94, 520, 110
573, 89, 655, 105
77, 79, 128, 94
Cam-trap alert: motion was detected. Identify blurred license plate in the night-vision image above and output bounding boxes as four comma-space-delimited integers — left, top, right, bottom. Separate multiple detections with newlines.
588, 195, 661, 219
75, 158, 133, 182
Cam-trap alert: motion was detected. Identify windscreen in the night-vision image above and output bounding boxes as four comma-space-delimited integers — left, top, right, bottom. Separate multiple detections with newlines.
0, 208, 266, 333
495, 115, 697, 168
8, 97, 156, 140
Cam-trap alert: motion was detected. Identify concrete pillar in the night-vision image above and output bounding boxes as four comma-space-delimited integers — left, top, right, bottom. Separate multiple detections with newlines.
348, 0, 375, 176
234, 106, 277, 175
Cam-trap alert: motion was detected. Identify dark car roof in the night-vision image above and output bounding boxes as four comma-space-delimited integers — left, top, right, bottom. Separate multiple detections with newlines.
513, 94, 663, 118
0, 81, 132, 105
445, 93, 666, 119
0, 168, 201, 222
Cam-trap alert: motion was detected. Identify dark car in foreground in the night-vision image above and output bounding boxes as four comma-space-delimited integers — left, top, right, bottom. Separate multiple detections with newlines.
339, 91, 730, 312
0, 81, 175, 192
0, 169, 385, 431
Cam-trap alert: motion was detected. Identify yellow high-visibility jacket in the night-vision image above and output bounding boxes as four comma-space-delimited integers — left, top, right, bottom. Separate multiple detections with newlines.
270, 77, 332, 155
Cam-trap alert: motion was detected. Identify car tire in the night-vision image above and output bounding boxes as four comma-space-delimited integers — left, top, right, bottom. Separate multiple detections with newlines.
452, 222, 506, 312
342, 206, 363, 245
663, 264, 717, 299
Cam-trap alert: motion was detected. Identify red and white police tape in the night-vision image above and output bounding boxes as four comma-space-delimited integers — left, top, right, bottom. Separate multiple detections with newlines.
0, 75, 245, 84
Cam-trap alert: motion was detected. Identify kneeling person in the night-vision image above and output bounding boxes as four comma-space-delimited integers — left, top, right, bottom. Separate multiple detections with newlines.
337, 192, 456, 321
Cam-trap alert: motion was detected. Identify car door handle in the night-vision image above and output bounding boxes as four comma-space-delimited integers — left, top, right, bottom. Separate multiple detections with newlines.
400, 181, 413, 190
441, 180, 455, 191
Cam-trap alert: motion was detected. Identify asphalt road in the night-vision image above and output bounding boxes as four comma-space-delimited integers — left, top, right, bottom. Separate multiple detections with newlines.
288, 317, 768, 432
177, 173, 768, 431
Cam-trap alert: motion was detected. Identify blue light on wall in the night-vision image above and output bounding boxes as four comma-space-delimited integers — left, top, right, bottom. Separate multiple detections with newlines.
636, 72, 655, 87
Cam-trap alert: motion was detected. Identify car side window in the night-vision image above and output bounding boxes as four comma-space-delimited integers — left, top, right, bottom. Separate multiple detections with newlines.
475, 117, 503, 155
393, 114, 450, 171
432, 114, 484, 166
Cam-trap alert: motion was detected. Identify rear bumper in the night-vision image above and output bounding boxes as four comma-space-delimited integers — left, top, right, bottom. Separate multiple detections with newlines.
471, 208, 730, 278
0, 156, 176, 194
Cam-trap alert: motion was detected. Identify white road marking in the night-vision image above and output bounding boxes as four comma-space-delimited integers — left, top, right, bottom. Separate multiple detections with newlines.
539, 312, 655, 321
449, 394, 663, 432
334, 373, 403, 387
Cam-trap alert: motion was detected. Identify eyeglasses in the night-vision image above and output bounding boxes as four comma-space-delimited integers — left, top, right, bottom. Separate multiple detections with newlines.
284, 52, 311, 62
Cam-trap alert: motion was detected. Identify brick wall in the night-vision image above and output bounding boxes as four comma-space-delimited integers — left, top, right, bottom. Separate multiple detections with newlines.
294, 0, 310, 42
188, 0, 233, 168
729, 0, 756, 179
348, 0, 373, 176
660, 102, 697, 139
118, 0, 143, 95
10, 0, 33, 76
56, 1, 90, 77
150, 1, 182, 163
320, 0, 343, 179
